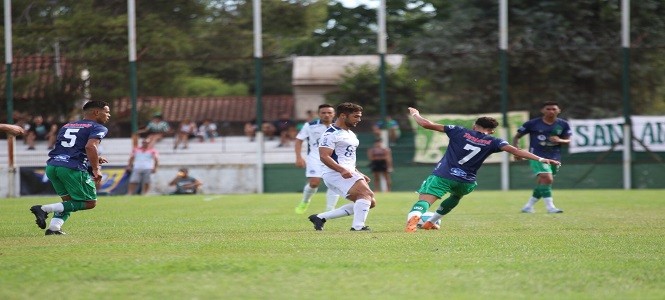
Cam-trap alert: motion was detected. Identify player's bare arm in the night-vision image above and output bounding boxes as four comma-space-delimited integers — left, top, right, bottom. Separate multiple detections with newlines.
549, 135, 571, 145
0, 124, 26, 136
512, 132, 526, 160
85, 138, 103, 183
294, 138, 306, 168
408, 107, 445, 132
501, 144, 561, 166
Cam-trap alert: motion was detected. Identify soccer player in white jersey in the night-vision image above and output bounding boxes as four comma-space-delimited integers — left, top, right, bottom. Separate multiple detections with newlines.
308, 102, 376, 231
294, 104, 340, 214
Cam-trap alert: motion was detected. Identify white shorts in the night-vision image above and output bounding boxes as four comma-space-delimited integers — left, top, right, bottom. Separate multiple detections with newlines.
322, 171, 365, 198
305, 156, 326, 178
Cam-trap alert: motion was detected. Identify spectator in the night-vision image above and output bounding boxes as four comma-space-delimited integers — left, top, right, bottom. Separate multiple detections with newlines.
126, 138, 159, 195
169, 168, 202, 194
244, 118, 276, 142
197, 119, 218, 143
296, 109, 316, 132
173, 118, 197, 150
273, 112, 297, 147
372, 115, 401, 146
25, 115, 58, 150
367, 139, 393, 192
137, 114, 171, 147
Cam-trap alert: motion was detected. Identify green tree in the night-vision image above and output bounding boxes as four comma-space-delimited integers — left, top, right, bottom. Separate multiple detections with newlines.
325, 63, 423, 116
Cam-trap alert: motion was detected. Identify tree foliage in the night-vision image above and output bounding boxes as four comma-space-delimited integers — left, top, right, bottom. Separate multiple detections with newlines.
2, 0, 665, 122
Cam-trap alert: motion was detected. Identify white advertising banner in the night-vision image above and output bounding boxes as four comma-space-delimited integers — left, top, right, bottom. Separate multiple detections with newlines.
569, 116, 665, 153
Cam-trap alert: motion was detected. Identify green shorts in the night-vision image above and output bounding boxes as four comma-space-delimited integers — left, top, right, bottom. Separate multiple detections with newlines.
45, 165, 97, 201
529, 160, 560, 176
417, 175, 477, 198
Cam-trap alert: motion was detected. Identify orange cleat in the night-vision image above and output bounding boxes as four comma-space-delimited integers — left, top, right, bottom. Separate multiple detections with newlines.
405, 215, 421, 233
421, 221, 440, 230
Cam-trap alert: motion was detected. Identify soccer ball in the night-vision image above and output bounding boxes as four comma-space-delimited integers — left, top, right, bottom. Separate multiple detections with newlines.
417, 212, 441, 228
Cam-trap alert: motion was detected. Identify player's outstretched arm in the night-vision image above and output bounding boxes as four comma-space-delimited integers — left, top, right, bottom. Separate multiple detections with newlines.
501, 144, 561, 166
408, 107, 445, 132
504, 144, 561, 165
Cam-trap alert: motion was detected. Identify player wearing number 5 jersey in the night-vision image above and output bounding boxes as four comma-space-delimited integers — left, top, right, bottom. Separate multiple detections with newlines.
29, 100, 110, 235
404, 107, 561, 232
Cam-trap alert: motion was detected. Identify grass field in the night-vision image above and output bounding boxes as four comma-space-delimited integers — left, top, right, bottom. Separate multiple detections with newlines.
1, 190, 664, 299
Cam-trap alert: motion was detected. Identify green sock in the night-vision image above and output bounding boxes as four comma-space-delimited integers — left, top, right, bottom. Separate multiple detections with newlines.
532, 187, 542, 199
62, 201, 87, 213
539, 185, 552, 198
436, 195, 462, 216
53, 211, 70, 221
409, 200, 430, 215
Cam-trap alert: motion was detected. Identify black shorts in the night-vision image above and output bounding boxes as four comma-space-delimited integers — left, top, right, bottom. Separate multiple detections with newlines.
369, 160, 388, 172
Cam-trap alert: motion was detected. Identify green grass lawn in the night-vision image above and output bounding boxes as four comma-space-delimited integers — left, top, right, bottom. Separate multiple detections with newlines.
1, 190, 664, 300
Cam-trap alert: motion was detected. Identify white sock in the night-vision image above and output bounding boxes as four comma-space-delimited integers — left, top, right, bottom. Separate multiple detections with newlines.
48, 218, 65, 231
406, 211, 423, 222
325, 189, 340, 211
351, 199, 371, 230
427, 212, 443, 224
318, 203, 354, 220
543, 197, 557, 210
523, 197, 539, 209
301, 184, 318, 203
41, 203, 64, 213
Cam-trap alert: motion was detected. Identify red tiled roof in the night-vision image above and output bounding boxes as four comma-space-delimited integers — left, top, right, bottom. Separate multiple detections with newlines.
113, 96, 294, 123
0, 55, 76, 100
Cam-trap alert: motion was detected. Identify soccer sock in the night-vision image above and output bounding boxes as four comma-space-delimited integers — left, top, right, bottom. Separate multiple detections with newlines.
48, 217, 65, 231
351, 199, 371, 230
407, 200, 430, 220
41, 203, 64, 213
61, 201, 87, 212
523, 197, 539, 209
543, 197, 557, 210
539, 185, 553, 198
325, 189, 339, 211
318, 203, 354, 220
427, 212, 443, 224
531, 187, 542, 199
301, 184, 318, 203
435, 195, 462, 216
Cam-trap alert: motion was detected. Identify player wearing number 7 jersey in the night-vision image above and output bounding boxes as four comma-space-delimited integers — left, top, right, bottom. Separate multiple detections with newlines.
404, 107, 561, 232
29, 100, 110, 235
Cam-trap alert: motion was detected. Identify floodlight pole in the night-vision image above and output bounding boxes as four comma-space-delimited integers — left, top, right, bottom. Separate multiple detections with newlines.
128, 0, 139, 148
499, 0, 510, 190
378, 0, 389, 146
621, 0, 632, 189
253, 0, 265, 193
5, 0, 13, 124
4, 0, 17, 197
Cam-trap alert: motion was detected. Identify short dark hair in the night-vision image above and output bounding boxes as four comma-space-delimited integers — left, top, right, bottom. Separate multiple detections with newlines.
336, 102, 363, 117
475, 117, 499, 130
83, 100, 109, 111
542, 101, 559, 108
318, 104, 333, 110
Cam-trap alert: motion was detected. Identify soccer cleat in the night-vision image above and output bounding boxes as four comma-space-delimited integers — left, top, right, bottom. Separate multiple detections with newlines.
521, 207, 535, 213
547, 208, 564, 214
45, 229, 66, 235
350, 226, 371, 231
294, 202, 310, 214
30, 205, 48, 229
421, 221, 440, 230
308, 214, 326, 231
405, 215, 421, 233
